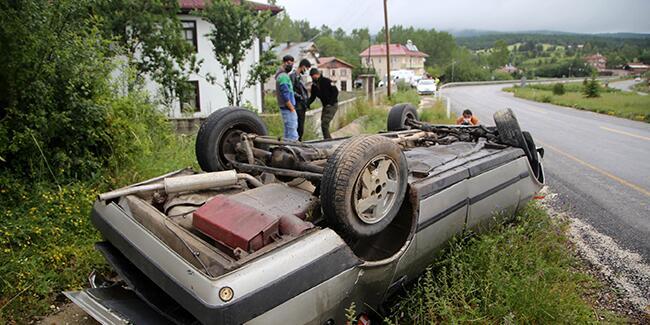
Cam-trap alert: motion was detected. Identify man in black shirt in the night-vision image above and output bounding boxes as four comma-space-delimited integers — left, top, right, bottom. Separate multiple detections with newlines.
289, 59, 311, 141
307, 68, 339, 139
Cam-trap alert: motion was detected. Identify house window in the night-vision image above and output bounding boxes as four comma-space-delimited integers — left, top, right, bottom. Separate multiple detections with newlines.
331, 69, 336, 76
341, 69, 347, 76
181, 20, 197, 51
180, 81, 200, 113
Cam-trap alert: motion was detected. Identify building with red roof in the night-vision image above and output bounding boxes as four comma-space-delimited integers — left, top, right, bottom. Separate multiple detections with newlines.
359, 40, 428, 78
317, 57, 355, 91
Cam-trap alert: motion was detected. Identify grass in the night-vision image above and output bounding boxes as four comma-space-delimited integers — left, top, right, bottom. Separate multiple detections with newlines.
504, 83, 650, 122
361, 96, 455, 134
632, 80, 649, 93
0, 133, 197, 322
385, 203, 623, 324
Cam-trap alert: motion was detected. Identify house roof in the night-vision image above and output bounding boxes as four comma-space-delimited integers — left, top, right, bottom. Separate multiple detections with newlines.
273, 41, 318, 61
317, 57, 355, 69
625, 63, 649, 69
359, 43, 428, 58
179, 0, 283, 14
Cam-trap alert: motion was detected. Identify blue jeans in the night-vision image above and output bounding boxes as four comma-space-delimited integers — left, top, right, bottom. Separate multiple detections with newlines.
280, 108, 299, 141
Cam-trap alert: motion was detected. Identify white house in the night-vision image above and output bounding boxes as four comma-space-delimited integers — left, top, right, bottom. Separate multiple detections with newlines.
144, 0, 282, 117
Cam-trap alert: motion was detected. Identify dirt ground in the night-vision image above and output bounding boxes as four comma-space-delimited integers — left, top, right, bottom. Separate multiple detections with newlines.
37, 303, 97, 325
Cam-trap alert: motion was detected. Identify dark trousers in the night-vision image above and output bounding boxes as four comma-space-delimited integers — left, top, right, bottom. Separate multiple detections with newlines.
296, 101, 307, 141
321, 103, 338, 139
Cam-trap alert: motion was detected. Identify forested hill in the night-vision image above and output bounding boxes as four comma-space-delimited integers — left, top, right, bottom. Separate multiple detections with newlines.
455, 31, 650, 50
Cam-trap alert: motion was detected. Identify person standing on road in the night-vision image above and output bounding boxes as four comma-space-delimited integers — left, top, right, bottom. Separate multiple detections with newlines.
290, 59, 311, 141
275, 55, 298, 141
307, 68, 339, 139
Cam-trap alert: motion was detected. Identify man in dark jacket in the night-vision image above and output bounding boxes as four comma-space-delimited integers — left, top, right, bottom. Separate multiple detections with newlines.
307, 68, 339, 139
289, 59, 311, 141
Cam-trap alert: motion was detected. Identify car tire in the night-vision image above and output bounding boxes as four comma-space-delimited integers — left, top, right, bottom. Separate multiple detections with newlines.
493, 108, 537, 167
321, 135, 408, 239
195, 107, 267, 172
387, 103, 418, 131
522, 131, 542, 180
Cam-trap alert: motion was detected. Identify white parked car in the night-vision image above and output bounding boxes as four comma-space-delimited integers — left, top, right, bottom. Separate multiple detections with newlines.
416, 79, 437, 95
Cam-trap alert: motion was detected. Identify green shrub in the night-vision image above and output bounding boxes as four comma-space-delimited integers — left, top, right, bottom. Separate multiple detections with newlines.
420, 99, 456, 124
538, 94, 553, 103
552, 83, 565, 95
492, 70, 514, 80
385, 203, 621, 324
396, 80, 411, 92
389, 89, 421, 107
583, 77, 601, 98
0, 1, 115, 182
263, 92, 279, 113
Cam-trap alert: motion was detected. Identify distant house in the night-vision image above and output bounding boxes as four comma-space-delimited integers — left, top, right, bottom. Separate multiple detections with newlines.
273, 41, 320, 66
263, 41, 320, 92
497, 64, 519, 74
359, 40, 428, 79
317, 57, 354, 92
584, 53, 607, 71
624, 62, 650, 74
143, 1, 282, 117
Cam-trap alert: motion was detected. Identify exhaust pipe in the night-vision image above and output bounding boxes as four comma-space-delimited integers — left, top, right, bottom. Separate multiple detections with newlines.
98, 170, 262, 201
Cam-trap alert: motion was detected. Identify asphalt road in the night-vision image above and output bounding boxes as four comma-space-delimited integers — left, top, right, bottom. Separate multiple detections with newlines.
442, 84, 650, 261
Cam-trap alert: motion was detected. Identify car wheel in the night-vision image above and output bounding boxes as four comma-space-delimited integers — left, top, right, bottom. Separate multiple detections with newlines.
522, 131, 542, 180
195, 107, 267, 172
321, 135, 408, 239
387, 103, 419, 131
493, 108, 537, 167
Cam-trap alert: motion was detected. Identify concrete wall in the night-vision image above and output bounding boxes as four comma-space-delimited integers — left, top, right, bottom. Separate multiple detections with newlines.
170, 89, 388, 135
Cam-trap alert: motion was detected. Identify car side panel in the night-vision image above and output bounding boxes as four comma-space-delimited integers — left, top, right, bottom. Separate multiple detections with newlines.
466, 158, 529, 230
407, 180, 468, 279
247, 268, 361, 325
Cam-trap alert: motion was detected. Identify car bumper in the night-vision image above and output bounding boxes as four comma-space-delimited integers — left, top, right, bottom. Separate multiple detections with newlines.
79, 201, 359, 324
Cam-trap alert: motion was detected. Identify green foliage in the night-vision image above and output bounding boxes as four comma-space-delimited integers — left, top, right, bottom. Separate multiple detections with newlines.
263, 92, 280, 113
386, 203, 622, 323
445, 49, 490, 82
389, 89, 421, 107
395, 80, 411, 92
97, 0, 198, 105
553, 83, 566, 95
344, 302, 357, 324
583, 76, 601, 98
0, 0, 115, 182
201, 0, 273, 106
509, 85, 650, 122
419, 100, 456, 124
0, 106, 197, 322
488, 39, 510, 68
492, 70, 514, 80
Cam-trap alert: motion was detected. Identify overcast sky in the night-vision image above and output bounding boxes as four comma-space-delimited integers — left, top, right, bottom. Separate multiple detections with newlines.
274, 0, 650, 34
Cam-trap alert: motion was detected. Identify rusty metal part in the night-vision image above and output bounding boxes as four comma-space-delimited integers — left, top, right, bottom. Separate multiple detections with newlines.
98, 171, 262, 201
233, 162, 323, 182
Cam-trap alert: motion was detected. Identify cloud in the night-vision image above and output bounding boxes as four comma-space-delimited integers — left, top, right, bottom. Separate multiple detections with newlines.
275, 0, 650, 34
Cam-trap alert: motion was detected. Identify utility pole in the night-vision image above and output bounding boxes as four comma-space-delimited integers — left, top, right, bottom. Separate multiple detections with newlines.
451, 59, 456, 83
383, 0, 391, 98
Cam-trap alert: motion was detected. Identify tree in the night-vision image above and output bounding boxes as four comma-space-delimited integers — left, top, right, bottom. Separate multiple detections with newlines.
97, 0, 199, 104
488, 39, 510, 68
0, 0, 115, 180
201, 0, 274, 106
583, 75, 601, 98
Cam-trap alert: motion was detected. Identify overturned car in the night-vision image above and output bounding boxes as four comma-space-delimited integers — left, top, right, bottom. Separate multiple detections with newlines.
65, 105, 545, 324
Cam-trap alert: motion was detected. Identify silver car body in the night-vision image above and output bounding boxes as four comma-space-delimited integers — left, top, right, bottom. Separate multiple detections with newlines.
66, 132, 544, 325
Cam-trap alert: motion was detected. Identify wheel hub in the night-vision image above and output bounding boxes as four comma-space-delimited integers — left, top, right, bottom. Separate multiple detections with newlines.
353, 155, 400, 224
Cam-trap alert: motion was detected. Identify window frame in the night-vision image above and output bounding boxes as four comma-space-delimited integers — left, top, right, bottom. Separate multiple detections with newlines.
181, 20, 198, 52
180, 80, 200, 113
